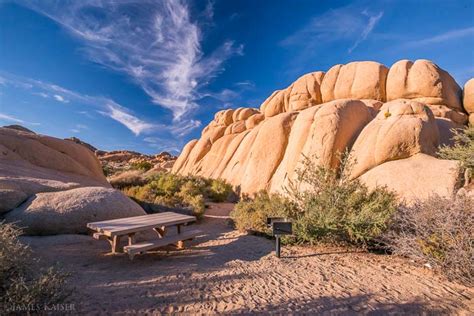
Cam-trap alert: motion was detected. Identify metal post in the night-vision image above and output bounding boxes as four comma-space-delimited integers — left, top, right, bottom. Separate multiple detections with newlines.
275, 235, 281, 258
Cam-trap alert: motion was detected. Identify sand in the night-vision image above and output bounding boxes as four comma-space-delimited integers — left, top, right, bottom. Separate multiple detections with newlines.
22, 203, 473, 314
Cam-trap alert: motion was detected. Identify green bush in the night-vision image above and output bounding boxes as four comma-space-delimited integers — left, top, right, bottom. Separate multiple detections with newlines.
231, 154, 398, 246
383, 195, 473, 286
438, 124, 474, 184
109, 170, 146, 189
148, 173, 186, 197
121, 172, 235, 218
208, 179, 233, 202
0, 222, 70, 310
130, 161, 153, 172
231, 191, 293, 234
182, 194, 206, 219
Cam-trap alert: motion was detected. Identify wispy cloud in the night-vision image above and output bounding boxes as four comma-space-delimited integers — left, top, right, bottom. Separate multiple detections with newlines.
20, 0, 243, 120
143, 136, 182, 154
1, 72, 162, 136
69, 123, 88, 134
99, 101, 157, 136
281, 5, 383, 54
401, 26, 474, 49
0, 112, 40, 126
1, 72, 202, 137
53, 94, 69, 103
0, 113, 25, 124
348, 10, 383, 53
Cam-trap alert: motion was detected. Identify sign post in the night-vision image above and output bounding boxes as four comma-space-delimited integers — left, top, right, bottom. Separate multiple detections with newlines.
266, 217, 292, 258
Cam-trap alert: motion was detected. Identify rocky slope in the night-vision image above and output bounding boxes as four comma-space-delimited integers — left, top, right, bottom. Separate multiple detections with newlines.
173, 59, 472, 202
0, 126, 145, 235
97, 150, 176, 177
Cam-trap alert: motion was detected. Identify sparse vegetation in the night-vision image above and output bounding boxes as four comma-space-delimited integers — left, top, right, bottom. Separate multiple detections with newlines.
383, 195, 473, 286
109, 170, 147, 189
130, 161, 153, 172
231, 191, 293, 235
0, 222, 70, 310
439, 124, 474, 182
231, 154, 398, 246
120, 172, 234, 218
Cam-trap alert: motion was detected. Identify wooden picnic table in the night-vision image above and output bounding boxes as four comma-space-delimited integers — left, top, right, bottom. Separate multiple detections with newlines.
87, 212, 201, 260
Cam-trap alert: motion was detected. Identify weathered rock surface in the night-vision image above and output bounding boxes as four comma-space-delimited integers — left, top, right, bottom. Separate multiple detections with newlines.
359, 154, 461, 202
463, 78, 474, 116
4, 187, 145, 235
0, 127, 109, 214
173, 59, 470, 201
321, 61, 388, 103
1, 127, 145, 235
349, 99, 439, 179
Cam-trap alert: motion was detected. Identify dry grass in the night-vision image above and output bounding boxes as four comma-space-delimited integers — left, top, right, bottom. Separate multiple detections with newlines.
108, 170, 147, 189
383, 195, 474, 286
0, 222, 70, 310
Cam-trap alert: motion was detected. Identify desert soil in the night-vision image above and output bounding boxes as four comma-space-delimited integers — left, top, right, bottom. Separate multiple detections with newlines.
23, 203, 473, 315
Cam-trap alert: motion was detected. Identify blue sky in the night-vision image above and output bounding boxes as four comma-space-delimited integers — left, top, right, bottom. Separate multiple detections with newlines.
0, 0, 473, 154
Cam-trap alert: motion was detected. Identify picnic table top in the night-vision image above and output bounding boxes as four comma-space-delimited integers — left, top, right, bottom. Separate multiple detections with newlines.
87, 212, 196, 237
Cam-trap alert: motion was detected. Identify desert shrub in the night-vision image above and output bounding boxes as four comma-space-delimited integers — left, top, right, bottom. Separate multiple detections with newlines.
231, 154, 398, 246
439, 124, 474, 181
121, 172, 235, 218
109, 170, 146, 189
102, 164, 113, 177
0, 222, 70, 310
285, 155, 398, 245
207, 179, 233, 202
123, 185, 155, 202
148, 173, 186, 197
182, 194, 206, 219
231, 191, 293, 234
384, 195, 473, 286
130, 161, 153, 172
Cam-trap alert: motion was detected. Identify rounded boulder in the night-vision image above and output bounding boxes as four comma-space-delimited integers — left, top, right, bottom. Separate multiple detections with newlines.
4, 187, 146, 235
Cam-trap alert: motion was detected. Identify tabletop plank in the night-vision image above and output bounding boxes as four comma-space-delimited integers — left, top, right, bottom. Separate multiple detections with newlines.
87, 212, 196, 237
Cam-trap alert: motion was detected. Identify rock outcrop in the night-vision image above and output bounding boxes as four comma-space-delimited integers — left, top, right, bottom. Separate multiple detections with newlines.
4, 187, 145, 235
0, 126, 145, 235
98, 150, 177, 176
464, 79, 474, 125
173, 59, 470, 202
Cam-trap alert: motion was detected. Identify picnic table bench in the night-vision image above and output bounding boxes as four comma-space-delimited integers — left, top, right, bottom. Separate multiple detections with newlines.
87, 212, 202, 260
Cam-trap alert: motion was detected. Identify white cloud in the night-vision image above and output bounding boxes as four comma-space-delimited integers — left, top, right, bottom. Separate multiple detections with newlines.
53, 94, 69, 103
0, 113, 25, 123
99, 102, 157, 136
348, 11, 383, 53
21, 0, 242, 120
34, 92, 49, 98
143, 136, 182, 154
1, 72, 163, 136
281, 5, 383, 54
401, 26, 474, 48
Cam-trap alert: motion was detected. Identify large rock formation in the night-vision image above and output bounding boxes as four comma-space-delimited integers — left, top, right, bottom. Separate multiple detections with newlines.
0, 126, 145, 234
4, 187, 144, 235
173, 59, 470, 202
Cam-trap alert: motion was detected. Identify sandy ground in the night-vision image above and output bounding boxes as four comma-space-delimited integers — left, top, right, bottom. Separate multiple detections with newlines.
22, 203, 473, 315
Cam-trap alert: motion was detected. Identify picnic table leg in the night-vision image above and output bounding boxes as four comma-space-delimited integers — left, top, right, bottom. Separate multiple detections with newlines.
111, 236, 121, 254
128, 233, 135, 246
153, 226, 167, 238
177, 224, 182, 234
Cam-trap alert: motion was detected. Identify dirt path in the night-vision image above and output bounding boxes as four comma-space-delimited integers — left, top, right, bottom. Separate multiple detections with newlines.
23, 203, 473, 314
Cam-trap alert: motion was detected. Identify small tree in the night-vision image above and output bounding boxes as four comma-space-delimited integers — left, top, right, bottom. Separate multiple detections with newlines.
285, 153, 398, 245
438, 125, 474, 184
